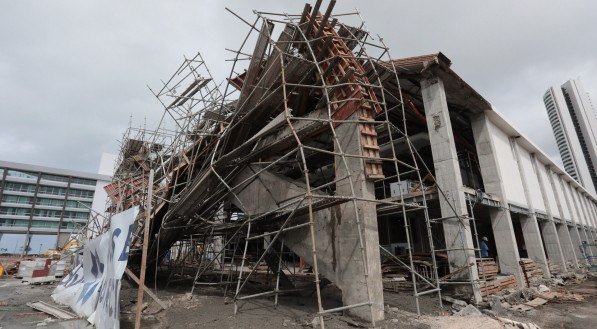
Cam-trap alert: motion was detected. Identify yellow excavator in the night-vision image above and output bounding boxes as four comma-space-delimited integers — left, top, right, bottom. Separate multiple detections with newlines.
43, 240, 81, 258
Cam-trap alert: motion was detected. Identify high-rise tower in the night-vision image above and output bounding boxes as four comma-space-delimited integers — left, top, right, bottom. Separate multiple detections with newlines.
543, 79, 597, 196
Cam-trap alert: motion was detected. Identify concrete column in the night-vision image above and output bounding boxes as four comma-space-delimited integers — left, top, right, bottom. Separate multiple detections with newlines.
568, 225, 585, 265
531, 155, 567, 272
558, 175, 586, 264
582, 197, 597, 230
518, 215, 549, 277
421, 76, 481, 302
233, 152, 384, 323
471, 113, 524, 285
545, 167, 578, 268
569, 190, 594, 257
555, 223, 578, 268
539, 221, 567, 271
331, 114, 384, 321
576, 191, 590, 227
592, 203, 597, 228
579, 228, 593, 258
510, 138, 550, 278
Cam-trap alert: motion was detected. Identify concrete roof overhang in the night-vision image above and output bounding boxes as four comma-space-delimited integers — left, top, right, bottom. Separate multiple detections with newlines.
386, 52, 492, 115
384, 52, 597, 201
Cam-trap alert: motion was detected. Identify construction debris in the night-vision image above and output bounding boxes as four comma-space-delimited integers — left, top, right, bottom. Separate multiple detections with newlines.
27, 301, 77, 320
2, 2, 591, 329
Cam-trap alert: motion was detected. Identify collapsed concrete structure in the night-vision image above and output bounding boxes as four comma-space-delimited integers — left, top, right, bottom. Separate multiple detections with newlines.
99, 1, 597, 327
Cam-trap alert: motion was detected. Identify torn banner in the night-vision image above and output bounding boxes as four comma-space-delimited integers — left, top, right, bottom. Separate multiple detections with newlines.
52, 206, 138, 329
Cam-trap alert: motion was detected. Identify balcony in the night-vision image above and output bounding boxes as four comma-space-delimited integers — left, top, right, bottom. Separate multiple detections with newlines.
70, 182, 97, 191
64, 207, 90, 212
67, 195, 94, 203
36, 193, 67, 200
4, 175, 37, 184
39, 179, 68, 188
0, 225, 28, 233
0, 214, 30, 220
29, 226, 59, 233
34, 204, 64, 211
0, 202, 33, 209
2, 190, 35, 197
31, 216, 62, 222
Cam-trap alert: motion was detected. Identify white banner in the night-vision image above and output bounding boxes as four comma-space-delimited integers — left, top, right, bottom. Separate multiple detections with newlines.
52, 206, 139, 329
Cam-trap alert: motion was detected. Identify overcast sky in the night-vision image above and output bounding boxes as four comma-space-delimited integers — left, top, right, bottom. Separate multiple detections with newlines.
1, 0, 595, 174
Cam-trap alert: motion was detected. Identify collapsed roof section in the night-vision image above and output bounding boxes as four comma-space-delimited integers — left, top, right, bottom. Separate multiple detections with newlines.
105, 0, 459, 324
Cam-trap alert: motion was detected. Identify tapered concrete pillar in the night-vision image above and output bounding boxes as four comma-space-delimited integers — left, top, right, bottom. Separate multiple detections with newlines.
421, 76, 481, 302
510, 138, 549, 278
568, 225, 586, 265
531, 155, 567, 272
519, 216, 550, 277
555, 223, 579, 268
579, 228, 593, 257
557, 175, 586, 264
539, 221, 567, 271
232, 148, 384, 323
545, 167, 578, 269
331, 113, 384, 322
471, 113, 524, 285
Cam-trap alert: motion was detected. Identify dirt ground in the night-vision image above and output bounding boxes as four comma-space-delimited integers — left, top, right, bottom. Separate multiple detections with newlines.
0, 275, 595, 328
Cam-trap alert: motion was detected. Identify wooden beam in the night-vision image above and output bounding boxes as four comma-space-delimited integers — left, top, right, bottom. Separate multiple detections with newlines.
125, 267, 168, 310
134, 169, 154, 329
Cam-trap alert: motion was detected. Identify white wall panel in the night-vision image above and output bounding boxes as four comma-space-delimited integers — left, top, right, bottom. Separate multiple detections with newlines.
567, 184, 585, 225
538, 165, 558, 216
519, 150, 545, 212
553, 173, 570, 220
490, 123, 527, 205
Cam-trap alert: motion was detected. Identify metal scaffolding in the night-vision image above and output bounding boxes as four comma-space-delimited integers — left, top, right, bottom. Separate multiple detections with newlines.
103, 1, 490, 327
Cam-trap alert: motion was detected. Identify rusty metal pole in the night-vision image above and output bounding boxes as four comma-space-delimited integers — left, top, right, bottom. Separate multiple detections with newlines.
135, 169, 154, 329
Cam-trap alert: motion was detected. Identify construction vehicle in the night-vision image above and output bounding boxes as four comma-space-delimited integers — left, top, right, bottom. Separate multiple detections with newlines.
43, 240, 81, 259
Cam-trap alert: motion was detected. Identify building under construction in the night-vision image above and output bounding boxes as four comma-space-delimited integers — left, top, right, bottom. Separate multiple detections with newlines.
99, 1, 597, 326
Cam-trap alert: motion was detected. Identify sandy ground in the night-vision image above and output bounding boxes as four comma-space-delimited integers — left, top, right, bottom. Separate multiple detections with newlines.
0, 275, 595, 328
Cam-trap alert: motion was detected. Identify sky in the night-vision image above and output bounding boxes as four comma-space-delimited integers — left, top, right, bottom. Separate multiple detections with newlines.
1, 0, 596, 173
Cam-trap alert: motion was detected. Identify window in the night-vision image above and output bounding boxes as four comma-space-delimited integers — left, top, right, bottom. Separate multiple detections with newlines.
63, 211, 89, 220
0, 207, 31, 216
67, 189, 94, 199
38, 185, 66, 196
41, 174, 70, 183
30, 220, 59, 228
4, 182, 36, 193
65, 200, 92, 209
33, 209, 62, 218
36, 198, 64, 207
6, 169, 38, 179
71, 177, 96, 186
1, 195, 32, 204
0, 219, 29, 228
60, 222, 75, 229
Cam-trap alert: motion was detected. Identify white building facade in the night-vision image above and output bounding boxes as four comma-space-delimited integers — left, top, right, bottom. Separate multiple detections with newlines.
0, 155, 114, 255
543, 79, 597, 195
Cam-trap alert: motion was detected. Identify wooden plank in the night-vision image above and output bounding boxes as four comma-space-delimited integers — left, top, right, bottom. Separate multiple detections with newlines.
525, 298, 548, 307
27, 301, 77, 320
